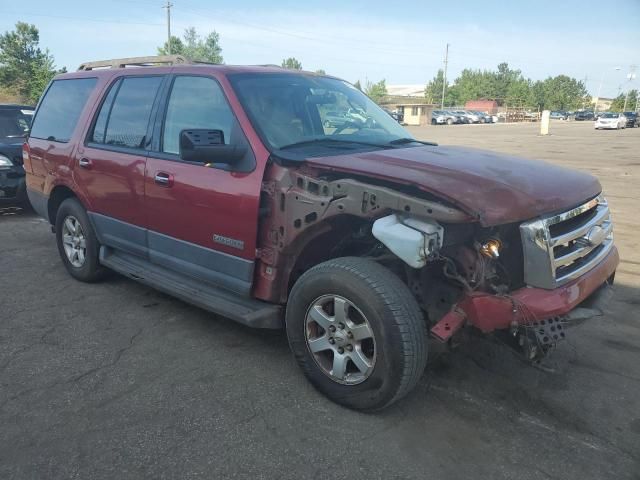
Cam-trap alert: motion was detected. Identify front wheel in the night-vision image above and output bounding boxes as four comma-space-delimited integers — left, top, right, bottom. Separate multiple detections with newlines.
286, 257, 427, 411
446, 118, 453, 125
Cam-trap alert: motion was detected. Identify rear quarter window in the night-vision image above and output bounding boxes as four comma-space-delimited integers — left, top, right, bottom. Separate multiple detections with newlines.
30, 78, 97, 143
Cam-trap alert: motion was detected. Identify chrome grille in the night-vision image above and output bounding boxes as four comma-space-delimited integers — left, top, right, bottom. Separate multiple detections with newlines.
520, 195, 614, 289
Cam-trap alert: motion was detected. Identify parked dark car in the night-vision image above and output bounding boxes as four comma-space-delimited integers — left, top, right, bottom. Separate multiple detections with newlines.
574, 111, 595, 121
550, 111, 568, 120
25, 56, 618, 411
623, 111, 639, 128
382, 108, 403, 123
0, 104, 34, 204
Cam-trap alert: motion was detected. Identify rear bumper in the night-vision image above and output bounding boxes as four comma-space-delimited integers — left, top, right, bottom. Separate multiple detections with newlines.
431, 246, 619, 339
26, 187, 49, 219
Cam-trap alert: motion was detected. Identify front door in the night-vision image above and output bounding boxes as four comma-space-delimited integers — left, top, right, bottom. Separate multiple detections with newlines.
76, 75, 164, 257
144, 75, 262, 295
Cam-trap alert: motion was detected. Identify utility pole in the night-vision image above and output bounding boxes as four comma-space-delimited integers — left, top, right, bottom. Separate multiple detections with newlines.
595, 66, 621, 115
163, 1, 173, 55
623, 65, 637, 112
441, 43, 449, 109
583, 75, 588, 109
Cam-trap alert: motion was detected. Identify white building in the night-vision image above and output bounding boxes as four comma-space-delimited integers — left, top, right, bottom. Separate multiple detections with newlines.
386, 84, 425, 98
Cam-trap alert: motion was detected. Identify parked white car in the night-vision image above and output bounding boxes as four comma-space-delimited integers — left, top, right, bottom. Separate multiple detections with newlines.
595, 112, 627, 130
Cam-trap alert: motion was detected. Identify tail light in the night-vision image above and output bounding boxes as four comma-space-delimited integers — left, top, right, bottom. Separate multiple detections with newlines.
22, 142, 33, 174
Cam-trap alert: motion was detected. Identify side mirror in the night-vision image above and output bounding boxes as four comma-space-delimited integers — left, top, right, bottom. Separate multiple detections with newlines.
179, 129, 247, 164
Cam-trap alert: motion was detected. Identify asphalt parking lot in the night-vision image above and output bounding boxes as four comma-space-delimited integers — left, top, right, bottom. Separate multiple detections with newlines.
1, 121, 639, 479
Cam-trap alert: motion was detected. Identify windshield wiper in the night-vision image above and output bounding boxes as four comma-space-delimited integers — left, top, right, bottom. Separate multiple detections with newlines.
388, 138, 438, 146
278, 138, 391, 151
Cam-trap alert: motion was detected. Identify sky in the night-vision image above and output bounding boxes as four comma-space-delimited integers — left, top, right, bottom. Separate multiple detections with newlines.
1, 0, 639, 98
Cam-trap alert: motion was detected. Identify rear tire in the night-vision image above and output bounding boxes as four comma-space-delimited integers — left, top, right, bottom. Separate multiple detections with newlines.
55, 198, 105, 282
286, 257, 427, 411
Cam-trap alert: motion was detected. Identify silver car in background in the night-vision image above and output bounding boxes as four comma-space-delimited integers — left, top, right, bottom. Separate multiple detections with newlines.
595, 112, 627, 130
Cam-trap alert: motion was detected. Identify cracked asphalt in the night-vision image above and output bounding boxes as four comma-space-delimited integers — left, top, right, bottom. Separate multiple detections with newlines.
1, 122, 639, 479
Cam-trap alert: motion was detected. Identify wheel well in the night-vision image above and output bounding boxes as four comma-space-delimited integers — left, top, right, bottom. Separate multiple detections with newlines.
48, 186, 77, 225
287, 216, 375, 293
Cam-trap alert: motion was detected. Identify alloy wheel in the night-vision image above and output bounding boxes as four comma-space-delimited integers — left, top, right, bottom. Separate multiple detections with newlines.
304, 294, 376, 385
61, 215, 87, 268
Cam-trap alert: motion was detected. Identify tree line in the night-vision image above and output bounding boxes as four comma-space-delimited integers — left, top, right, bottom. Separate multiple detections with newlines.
424, 62, 594, 111
0, 22, 635, 112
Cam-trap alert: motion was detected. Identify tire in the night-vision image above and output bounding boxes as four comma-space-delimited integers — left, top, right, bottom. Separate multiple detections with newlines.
431, 118, 437, 125
55, 197, 105, 282
446, 118, 453, 125
286, 257, 427, 411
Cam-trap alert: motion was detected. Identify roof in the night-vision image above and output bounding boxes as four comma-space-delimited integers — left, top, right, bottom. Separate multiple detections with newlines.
58, 63, 330, 81
386, 84, 426, 97
379, 95, 435, 106
0, 104, 34, 109
465, 99, 498, 105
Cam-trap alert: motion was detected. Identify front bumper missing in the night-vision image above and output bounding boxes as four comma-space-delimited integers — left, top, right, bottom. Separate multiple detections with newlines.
430, 246, 619, 342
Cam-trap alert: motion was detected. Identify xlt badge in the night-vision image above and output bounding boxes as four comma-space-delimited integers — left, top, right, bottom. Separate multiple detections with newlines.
213, 234, 244, 250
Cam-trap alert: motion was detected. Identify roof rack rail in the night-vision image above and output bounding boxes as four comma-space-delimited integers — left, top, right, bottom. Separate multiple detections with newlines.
77, 55, 205, 71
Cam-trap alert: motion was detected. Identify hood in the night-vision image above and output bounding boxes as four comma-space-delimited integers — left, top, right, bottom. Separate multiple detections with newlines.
306, 145, 601, 226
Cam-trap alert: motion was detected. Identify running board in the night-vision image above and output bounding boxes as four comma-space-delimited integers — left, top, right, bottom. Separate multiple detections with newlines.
99, 247, 283, 329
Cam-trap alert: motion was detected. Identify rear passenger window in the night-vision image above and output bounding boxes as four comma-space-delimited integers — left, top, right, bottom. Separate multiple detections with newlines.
162, 76, 233, 155
30, 78, 97, 143
90, 76, 162, 149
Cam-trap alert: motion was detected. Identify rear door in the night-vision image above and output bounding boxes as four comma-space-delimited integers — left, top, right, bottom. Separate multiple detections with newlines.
76, 75, 165, 257
144, 74, 260, 295
26, 78, 97, 190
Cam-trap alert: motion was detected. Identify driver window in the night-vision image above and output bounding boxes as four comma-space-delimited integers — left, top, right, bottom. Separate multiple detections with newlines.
162, 76, 233, 154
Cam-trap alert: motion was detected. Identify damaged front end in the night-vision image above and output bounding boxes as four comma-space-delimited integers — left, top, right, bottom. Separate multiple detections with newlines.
256, 164, 619, 363
371, 194, 619, 362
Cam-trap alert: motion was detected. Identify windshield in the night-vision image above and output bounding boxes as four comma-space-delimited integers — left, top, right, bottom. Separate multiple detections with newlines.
0, 108, 33, 138
229, 73, 412, 152
600, 113, 618, 118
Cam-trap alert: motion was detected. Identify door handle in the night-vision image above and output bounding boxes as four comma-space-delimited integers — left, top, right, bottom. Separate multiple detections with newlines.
78, 158, 92, 169
154, 172, 174, 187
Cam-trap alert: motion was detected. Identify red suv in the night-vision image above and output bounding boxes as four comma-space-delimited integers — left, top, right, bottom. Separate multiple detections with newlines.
25, 56, 618, 410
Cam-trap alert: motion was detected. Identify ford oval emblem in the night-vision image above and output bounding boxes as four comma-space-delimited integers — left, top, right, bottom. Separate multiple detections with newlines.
584, 225, 606, 246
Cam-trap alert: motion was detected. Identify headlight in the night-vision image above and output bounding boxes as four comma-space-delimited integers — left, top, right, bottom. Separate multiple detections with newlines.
0, 154, 13, 168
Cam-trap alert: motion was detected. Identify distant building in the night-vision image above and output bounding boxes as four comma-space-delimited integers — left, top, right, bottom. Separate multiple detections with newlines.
380, 95, 435, 126
465, 100, 498, 114
591, 96, 613, 111
386, 84, 426, 98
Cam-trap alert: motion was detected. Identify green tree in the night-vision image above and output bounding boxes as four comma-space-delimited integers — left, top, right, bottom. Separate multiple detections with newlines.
0, 22, 60, 103
494, 62, 526, 102
281, 57, 302, 70
314, 69, 326, 75
424, 69, 447, 104
540, 75, 589, 110
158, 27, 223, 63
528, 80, 546, 110
353, 80, 362, 91
610, 89, 638, 111
364, 79, 387, 103
446, 68, 496, 105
